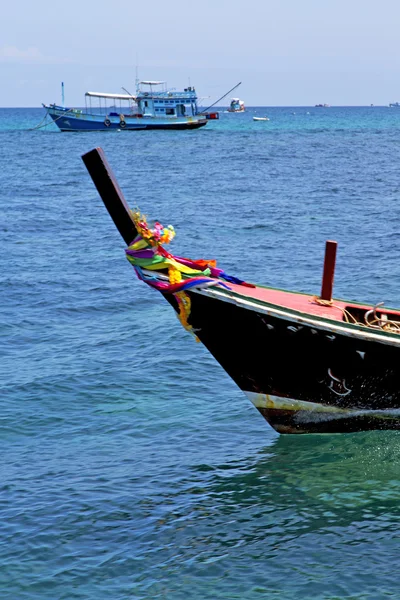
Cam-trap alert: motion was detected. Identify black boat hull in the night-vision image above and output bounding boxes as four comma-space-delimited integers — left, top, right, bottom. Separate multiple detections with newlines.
168, 288, 400, 434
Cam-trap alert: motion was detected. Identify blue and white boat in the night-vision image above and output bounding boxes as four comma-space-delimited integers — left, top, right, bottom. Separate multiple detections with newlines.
43, 81, 212, 131
227, 97, 245, 112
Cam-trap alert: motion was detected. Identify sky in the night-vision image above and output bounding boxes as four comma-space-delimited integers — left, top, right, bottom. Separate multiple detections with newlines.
1, 0, 400, 107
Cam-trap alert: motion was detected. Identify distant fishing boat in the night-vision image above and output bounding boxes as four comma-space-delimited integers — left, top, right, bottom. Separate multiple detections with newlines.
315, 103, 330, 108
43, 81, 218, 131
227, 98, 245, 112
253, 116, 269, 121
389, 102, 400, 107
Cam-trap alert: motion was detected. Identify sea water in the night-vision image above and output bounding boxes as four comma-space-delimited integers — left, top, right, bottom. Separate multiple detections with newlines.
1, 106, 400, 599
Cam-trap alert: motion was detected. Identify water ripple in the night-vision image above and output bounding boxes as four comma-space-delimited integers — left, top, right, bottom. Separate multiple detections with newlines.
1, 107, 400, 598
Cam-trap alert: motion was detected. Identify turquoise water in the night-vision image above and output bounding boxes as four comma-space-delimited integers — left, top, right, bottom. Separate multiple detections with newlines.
1, 106, 400, 599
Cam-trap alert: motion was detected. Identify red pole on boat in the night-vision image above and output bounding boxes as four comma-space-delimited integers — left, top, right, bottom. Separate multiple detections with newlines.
320, 240, 337, 302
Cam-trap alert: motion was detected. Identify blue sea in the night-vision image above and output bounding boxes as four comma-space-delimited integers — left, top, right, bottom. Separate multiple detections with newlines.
1, 106, 400, 599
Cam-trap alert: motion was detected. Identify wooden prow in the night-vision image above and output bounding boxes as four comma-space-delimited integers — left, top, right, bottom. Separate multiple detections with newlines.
81, 147, 137, 245
82, 147, 339, 305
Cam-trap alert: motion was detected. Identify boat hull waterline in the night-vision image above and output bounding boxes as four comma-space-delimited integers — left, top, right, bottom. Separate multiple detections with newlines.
45, 106, 208, 131
165, 284, 400, 434
82, 147, 400, 435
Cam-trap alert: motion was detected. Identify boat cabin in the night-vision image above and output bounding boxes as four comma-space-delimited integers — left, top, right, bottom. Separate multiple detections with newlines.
228, 97, 245, 112
83, 81, 200, 119
135, 81, 199, 118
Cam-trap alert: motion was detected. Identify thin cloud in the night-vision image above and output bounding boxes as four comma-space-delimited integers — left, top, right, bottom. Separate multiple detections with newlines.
0, 46, 72, 64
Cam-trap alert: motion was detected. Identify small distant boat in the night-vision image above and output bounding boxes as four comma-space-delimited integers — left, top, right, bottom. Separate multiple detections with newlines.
315, 103, 330, 108
389, 102, 400, 107
253, 116, 269, 121
43, 81, 216, 131
227, 98, 245, 112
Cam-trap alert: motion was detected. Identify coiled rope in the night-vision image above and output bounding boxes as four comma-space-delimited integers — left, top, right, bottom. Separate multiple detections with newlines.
312, 296, 400, 334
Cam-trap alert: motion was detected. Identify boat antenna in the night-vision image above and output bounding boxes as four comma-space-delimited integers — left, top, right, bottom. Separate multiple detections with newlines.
135, 55, 139, 94
201, 81, 242, 112
61, 81, 65, 107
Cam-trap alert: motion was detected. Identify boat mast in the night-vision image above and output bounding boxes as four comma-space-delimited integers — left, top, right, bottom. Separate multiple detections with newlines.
135, 58, 139, 95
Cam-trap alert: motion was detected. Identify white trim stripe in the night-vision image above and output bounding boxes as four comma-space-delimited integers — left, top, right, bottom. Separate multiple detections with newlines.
140, 269, 400, 347
244, 391, 400, 419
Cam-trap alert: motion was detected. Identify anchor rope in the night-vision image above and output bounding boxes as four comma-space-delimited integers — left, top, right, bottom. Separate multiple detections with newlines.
28, 107, 74, 131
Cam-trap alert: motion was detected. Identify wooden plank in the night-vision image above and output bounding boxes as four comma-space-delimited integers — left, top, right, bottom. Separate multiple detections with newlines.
81, 147, 137, 245
320, 240, 337, 301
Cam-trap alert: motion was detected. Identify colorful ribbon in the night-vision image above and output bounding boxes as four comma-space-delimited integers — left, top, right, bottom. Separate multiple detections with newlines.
125, 211, 252, 337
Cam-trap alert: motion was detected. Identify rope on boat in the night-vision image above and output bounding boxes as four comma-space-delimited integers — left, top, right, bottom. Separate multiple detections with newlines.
364, 302, 400, 332
312, 296, 400, 334
29, 108, 74, 131
29, 110, 50, 130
